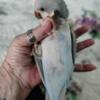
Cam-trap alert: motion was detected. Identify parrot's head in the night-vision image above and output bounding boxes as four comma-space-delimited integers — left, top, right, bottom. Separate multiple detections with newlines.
33, 0, 69, 26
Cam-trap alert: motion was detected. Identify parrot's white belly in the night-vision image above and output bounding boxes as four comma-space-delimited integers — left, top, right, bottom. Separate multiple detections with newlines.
41, 23, 75, 100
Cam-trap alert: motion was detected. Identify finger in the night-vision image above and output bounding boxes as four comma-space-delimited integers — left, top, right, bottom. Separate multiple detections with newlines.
76, 39, 94, 52
74, 26, 89, 38
74, 64, 96, 72
14, 18, 53, 46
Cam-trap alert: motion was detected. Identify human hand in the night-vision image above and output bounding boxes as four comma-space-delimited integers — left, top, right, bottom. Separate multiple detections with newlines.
0, 18, 53, 100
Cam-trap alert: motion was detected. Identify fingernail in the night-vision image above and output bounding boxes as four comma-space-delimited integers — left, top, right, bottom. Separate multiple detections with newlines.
91, 65, 96, 70
42, 18, 52, 27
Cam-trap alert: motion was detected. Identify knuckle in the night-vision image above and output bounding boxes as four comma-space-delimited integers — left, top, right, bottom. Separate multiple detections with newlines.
14, 35, 21, 40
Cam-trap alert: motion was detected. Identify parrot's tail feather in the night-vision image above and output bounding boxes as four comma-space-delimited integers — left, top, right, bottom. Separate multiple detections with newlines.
59, 86, 67, 100
45, 87, 66, 100
45, 92, 50, 100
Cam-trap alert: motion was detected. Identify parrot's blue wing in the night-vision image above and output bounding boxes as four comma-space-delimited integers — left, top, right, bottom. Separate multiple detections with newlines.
32, 45, 45, 84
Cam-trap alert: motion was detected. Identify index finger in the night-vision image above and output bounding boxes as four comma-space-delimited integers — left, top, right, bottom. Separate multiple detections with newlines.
14, 18, 53, 47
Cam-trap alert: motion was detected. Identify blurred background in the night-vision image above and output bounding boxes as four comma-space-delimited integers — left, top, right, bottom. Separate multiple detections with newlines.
0, 0, 100, 100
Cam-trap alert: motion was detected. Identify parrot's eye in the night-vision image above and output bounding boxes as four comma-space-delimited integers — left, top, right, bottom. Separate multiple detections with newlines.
40, 8, 45, 11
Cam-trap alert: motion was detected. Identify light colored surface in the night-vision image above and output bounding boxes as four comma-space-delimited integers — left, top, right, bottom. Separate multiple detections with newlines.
0, 0, 100, 100
0, 0, 39, 62
74, 39, 100, 100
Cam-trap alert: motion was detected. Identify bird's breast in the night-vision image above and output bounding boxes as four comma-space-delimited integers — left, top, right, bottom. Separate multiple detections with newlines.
42, 24, 73, 64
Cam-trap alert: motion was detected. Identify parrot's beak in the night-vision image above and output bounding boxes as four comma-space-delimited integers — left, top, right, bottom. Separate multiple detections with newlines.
34, 10, 66, 29
34, 10, 55, 19
34, 10, 56, 27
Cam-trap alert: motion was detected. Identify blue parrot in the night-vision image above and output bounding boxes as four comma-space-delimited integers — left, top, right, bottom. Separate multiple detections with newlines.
33, 0, 76, 100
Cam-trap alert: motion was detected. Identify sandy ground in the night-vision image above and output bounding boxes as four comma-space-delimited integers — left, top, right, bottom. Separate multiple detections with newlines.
0, 0, 100, 100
